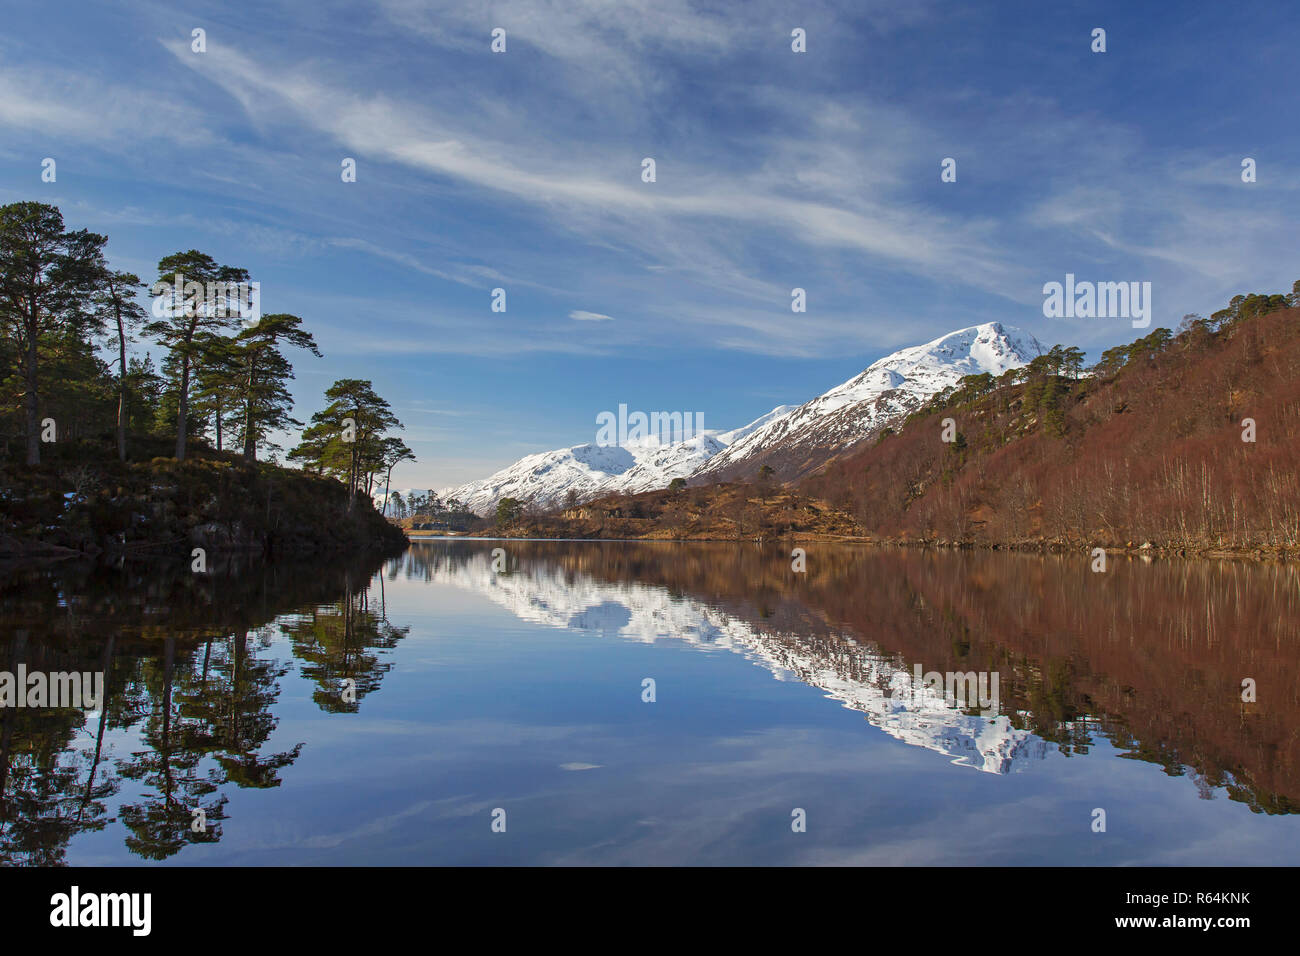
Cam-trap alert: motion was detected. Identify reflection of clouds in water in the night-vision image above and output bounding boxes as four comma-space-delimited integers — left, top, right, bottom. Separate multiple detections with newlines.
418, 548, 1051, 775
566, 601, 631, 635
298, 799, 441, 849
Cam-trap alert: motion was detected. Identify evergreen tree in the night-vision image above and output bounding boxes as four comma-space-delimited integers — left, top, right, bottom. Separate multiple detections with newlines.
93, 270, 149, 461
231, 313, 320, 462
144, 251, 250, 461
377, 437, 416, 519
289, 379, 400, 511
0, 202, 107, 464
190, 333, 244, 452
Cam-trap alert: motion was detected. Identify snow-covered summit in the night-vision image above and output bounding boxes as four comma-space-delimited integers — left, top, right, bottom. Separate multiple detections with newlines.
436, 405, 794, 515
693, 323, 1044, 483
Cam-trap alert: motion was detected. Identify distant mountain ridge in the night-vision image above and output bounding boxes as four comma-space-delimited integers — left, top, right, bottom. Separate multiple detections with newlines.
436, 323, 1045, 516
429, 409, 795, 516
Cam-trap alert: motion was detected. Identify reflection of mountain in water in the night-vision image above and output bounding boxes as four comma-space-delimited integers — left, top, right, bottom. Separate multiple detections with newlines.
401, 540, 1300, 815
418, 549, 1050, 774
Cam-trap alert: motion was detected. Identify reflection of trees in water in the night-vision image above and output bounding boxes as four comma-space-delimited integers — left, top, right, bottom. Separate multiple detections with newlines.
117, 635, 229, 860
0, 550, 398, 863
0, 628, 118, 865
280, 569, 409, 713
402, 540, 1300, 813
115, 624, 310, 860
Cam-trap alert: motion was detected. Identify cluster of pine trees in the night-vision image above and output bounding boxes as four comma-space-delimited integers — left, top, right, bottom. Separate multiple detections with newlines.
0, 201, 411, 510
386, 490, 466, 519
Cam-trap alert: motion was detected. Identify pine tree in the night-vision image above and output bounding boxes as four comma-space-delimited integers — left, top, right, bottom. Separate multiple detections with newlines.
144, 251, 249, 461
94, 270, 148, 461
0, 202, 107, 464
230, 313, 320, 461
289, 379, 401, 511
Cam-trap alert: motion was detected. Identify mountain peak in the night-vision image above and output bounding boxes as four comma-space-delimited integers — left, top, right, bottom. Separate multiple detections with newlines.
692, 323, 1046, 484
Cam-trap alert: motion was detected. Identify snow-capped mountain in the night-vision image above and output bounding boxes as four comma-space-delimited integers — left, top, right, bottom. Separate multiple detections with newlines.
443, 435, 719, 515
693, 322, 1045, 483
435, 322, 1043, 515
438, 406, 797, 516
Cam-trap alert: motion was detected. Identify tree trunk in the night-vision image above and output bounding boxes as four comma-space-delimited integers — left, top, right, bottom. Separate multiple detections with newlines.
116, 306, 128, 461
0, 630, 28, 807
175, 352, 190, 461
78, 633, 115, 821
346, 426, 358, 513
383, 463, 394, 517
109, 274, 129, 462
23, 287, 41, 466
24, 320, 40, 465
243, 360, 256, 461
161, 636, 175, 801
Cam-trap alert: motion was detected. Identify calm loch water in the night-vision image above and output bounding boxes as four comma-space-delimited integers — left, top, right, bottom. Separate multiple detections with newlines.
3, 539, 1299, 865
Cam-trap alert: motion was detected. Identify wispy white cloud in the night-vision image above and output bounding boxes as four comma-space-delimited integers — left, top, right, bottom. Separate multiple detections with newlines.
160, 40, 1025, 302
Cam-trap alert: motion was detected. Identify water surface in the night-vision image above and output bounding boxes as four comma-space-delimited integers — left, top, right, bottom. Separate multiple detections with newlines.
3, 540, 1298, 865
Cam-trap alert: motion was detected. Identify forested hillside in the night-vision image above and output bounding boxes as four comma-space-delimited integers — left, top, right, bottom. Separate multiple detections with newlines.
803, 286, 1300, 554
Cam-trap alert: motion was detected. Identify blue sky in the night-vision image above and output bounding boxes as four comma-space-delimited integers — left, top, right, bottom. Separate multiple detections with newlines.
2, 0, 1297, 488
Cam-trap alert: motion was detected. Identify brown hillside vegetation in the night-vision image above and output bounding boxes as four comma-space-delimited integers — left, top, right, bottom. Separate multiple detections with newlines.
803, 299, 1300, 554
492, 482, 862, 541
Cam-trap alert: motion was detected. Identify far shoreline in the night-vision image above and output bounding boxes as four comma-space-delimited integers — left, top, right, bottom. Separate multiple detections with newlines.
403, 529, 1297, 564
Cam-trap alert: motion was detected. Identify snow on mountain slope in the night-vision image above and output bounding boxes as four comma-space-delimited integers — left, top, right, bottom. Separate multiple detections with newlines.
439, 412, 785, 516
616, 433, 726, 495
440, 442, 640, 516
692, 322, 1045, 483
716, 404, 798, 444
